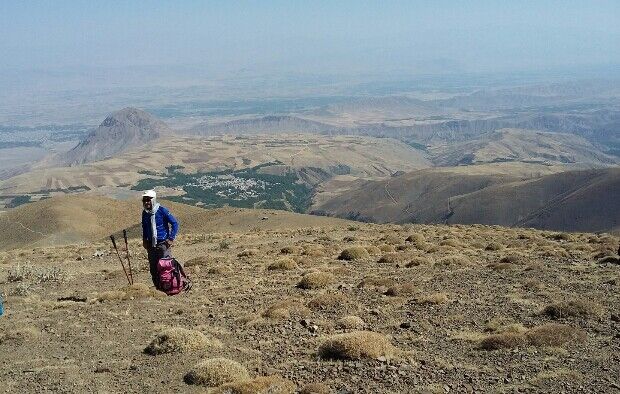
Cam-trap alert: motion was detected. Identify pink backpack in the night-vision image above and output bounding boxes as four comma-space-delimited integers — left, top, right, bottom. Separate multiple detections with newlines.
156, 258, 191, 295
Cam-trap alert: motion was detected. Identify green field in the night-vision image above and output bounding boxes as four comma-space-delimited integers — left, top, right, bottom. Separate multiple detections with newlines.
131, 163, 313, 213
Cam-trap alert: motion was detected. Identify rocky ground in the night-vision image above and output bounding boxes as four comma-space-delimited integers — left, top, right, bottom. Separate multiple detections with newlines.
0, 222, 619, 393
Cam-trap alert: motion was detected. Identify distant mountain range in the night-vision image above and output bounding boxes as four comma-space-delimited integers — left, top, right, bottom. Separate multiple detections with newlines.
189, 115, 341, 135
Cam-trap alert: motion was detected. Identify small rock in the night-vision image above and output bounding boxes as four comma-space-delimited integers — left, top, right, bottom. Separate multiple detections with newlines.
611, 314, 620, 322
400, 322, 412, 329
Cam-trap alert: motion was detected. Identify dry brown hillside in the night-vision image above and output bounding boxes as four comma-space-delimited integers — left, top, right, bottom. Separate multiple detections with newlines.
0, 221, 618, 392
0, 195, 348, 250
313, 168, 517, 223
0, 134, 430, 200
449, 167, 620, 232
313, 167, 620, 233
429, 128, 617, 166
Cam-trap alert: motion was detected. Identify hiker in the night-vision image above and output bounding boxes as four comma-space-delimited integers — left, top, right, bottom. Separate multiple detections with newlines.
142, 190, 179, 288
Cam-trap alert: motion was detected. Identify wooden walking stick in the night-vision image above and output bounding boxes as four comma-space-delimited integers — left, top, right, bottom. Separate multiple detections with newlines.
110, 234, 132, 285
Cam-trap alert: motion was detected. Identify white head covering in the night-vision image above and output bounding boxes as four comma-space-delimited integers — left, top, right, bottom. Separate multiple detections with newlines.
142, 189, 157, 199
142, 190, 160, 246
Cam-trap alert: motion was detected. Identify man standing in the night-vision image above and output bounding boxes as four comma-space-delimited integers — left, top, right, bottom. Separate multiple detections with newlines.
142, 190, 179, 288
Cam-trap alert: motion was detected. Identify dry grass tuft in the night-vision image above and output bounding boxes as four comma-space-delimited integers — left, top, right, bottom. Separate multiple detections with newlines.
300, 382, 331, 394
525, 323, 586, 347
96, 290, 127, 301
124, 283, 166, 298
597, 255, 620, 265
365, 245, 382, 255
542, 300, 604, 319
215, 375, 296, 394
357, 276, 396, 289
385, 283, 416, 297
488, 262, 518, 270
297, 271, 335, 289
405, 233, 426, 247
144, 327, 222, 355
405, 256, 432, 267
377, 253, 404, 264
479, 323, 586, 350
280, 246, 301, 255
416, 292, 449, 305
539, 246, 570, 258
478, 332, 527, 350
484, 317, 527, 334
262, 299, 310, 319
548, 232, 574, 242
307, 293, 348, 310
7, 263, 68, 283
498, 254, 523, 264
336, 315, 365, 330
378, 244, 396, 253
436, 255, 471, 267
184, 358, 250, 387
440, 239, 463, 248
318, 331, 399, 360
303, 246, 325, 257
11, 282, 32, 296
485, 242, 504, 251
237, 249, 259, 258
97, 283, 166, 301
267, 258, 298, 271
0, 326, 40, 344
338, 247, 370, 261
382, 234, 402, 245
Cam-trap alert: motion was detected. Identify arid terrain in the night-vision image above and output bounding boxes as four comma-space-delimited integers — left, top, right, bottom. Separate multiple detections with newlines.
1, 197, 619, 393
2, 3, 620, 393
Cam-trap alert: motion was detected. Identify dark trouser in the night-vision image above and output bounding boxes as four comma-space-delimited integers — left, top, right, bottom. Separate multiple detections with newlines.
147, 243, 171, 288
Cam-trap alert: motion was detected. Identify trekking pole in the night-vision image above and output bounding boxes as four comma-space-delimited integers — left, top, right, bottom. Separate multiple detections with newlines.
110, 235, 132, 285
122, 229, 134, 285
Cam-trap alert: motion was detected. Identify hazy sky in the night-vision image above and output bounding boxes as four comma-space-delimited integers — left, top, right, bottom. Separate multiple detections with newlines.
1, 0, 619, 75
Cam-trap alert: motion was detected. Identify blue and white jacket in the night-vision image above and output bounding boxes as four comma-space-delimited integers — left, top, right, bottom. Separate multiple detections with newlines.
142, 206, 179, 244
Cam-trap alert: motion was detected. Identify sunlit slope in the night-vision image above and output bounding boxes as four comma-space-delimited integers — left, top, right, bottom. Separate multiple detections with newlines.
314, 167, 620, 233
0, 195, 349, 250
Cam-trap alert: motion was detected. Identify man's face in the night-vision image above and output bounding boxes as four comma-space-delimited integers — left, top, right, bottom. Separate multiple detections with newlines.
142, 197, 153, 210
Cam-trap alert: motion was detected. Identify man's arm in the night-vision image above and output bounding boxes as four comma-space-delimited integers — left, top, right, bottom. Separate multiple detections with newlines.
163, 208, 179, 244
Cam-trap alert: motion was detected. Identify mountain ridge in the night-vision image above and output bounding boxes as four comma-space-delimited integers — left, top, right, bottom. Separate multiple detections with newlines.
57, 107, 171, 166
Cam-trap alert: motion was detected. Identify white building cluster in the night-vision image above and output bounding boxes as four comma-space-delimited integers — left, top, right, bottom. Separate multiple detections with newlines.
187, 174, 277, 200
